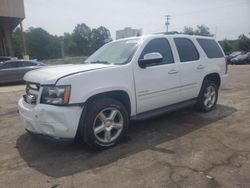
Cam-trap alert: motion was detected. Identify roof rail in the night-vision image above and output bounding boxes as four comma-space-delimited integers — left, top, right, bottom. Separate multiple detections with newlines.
165, 31, 180, 35
154, 31, 180, 35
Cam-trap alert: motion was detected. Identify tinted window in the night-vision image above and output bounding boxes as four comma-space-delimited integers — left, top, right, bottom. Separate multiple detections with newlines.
0, 57, 11, 62
21, 61, 37, 67
174, 38, 199, 62
197, 38, 224, 58
140, 38, 174, 65
0, 62, 21, 69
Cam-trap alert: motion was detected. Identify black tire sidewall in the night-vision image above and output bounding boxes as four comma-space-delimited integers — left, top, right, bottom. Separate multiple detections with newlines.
81, 98, 129, 149
196, 80, 218, 113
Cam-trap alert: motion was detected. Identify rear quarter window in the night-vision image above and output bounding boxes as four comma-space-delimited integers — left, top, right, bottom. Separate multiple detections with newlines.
197, 38, 224, 58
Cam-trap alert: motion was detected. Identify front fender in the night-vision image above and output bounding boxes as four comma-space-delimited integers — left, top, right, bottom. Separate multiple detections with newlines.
56, 65, 137, 116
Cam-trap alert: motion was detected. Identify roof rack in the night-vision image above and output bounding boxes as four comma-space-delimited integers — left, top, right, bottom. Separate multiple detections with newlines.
154, 31, 181, 35
165, 31, 180, 35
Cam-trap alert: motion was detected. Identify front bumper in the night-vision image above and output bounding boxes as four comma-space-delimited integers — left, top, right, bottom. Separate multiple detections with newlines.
18, 98, 83, 139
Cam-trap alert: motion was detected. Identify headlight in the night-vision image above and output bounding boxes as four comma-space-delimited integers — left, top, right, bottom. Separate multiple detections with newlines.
41, 85, 71, 105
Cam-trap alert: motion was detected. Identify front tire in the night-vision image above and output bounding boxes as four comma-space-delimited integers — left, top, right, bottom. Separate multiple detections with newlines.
196, 80, 218, 113
79, 98, 129, 150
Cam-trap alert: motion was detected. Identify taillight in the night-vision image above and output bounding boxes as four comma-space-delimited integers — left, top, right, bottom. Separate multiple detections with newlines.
225, 57, 228, 74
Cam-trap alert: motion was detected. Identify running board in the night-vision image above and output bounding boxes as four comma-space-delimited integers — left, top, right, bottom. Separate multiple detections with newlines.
131, 99, 197, 121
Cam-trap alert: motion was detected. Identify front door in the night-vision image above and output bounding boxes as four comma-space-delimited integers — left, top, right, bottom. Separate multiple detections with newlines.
18, 61, 37, 80
133, 37, 181, 114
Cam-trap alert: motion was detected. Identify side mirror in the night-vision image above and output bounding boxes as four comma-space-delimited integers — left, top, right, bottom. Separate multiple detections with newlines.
138, 52, 163, 68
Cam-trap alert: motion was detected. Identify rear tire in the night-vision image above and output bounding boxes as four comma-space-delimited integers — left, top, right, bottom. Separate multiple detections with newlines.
78, 98, 129, 150
196, 80, 218, 113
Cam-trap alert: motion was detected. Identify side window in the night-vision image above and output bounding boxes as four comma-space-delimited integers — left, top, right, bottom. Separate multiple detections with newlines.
0, 63, 11, 69
1, 62, 20, 69
21, 61, 36, 67
174, 38, 199, 62
197, 38, 224, 58
140, 38, 174, 65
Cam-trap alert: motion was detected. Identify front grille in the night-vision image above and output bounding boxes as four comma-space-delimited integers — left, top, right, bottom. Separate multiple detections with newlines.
24, 82, 40, 104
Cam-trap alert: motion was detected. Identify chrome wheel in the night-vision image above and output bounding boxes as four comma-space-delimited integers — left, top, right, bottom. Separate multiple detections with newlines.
93, 107, 124, 143
204, 85, 216, 110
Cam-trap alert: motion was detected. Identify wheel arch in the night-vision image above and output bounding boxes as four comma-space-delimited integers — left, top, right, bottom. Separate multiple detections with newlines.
203, 73, 221, 89
86, 90, 132, 116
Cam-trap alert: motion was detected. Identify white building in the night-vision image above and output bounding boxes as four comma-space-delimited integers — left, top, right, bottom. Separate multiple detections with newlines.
116, 27, 142, 40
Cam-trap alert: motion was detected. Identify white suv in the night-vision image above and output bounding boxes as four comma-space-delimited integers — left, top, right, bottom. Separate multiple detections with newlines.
18, 34, 228, 149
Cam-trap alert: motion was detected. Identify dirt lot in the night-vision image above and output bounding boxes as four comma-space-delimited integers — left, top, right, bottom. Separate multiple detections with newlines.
0, 65, 250, 188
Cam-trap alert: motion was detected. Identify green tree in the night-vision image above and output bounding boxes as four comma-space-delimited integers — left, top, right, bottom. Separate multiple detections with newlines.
183, 25, 213, 37
64, 32, 77, 56
12, 24, 113, 60
12, 28, 23, 58
90, 26, 111, 53
26, 27, 61, 60
72, 23, 92, 56
183, 26, 194, 35
234, 35, 250, 52
219, 39, 232, 55
195, 25, 213, 37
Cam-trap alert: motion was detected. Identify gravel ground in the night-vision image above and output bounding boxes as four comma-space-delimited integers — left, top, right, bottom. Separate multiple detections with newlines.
0, 65, 250, 188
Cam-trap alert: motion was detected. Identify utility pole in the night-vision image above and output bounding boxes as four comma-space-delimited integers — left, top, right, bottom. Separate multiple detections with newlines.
20, 22, 28, 60
214, 26, 217, 39
165, 15, 171, 32
60, 39, 65, 63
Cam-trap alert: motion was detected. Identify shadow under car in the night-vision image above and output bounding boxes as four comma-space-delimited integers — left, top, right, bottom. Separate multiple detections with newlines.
16, 104, 236, 178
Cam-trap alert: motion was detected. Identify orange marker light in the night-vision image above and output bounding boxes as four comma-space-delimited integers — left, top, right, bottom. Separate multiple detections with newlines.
63, 86, 71, 104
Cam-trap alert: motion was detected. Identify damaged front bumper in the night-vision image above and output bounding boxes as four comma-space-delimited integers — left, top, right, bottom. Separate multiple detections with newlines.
18, 98, 83, 139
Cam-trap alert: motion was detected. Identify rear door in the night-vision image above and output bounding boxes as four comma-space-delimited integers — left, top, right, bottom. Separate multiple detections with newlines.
133, 37, 181, 113
173, 38, 205, 101
18, 61, 38, 80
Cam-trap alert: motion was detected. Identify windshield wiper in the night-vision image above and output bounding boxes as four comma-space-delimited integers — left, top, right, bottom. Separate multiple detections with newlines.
88, 60, 110, 65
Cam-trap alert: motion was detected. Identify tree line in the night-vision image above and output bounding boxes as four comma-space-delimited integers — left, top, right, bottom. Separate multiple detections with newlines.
182, 25, 250, 55
219, 35, 250, 55
13, 23, 111, 60
12, 24, 249, 60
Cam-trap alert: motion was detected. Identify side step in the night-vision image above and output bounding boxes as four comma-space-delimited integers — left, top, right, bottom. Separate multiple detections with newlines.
131, 99, 197, 121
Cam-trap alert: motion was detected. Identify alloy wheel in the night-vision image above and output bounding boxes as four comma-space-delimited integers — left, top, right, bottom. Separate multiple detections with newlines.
204, 85, 216, 110
93, 107, 124, 143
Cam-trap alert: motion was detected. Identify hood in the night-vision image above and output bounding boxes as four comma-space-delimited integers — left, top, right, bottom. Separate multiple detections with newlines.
24, 64, 112, 85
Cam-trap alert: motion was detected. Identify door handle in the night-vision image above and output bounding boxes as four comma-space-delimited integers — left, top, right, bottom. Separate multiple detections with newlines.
168, 69, 179, 74
197, 64, 205, 70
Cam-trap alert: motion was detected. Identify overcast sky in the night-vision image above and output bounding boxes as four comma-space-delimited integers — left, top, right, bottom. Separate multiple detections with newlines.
23, 0, 250, 40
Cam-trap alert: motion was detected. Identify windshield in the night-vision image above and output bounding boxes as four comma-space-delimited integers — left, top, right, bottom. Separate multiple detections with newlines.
85, 39, 140, 65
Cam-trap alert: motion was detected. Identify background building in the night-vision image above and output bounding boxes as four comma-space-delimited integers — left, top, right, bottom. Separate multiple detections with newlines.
116, 27, 142, 40
0, 0, 25, 56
